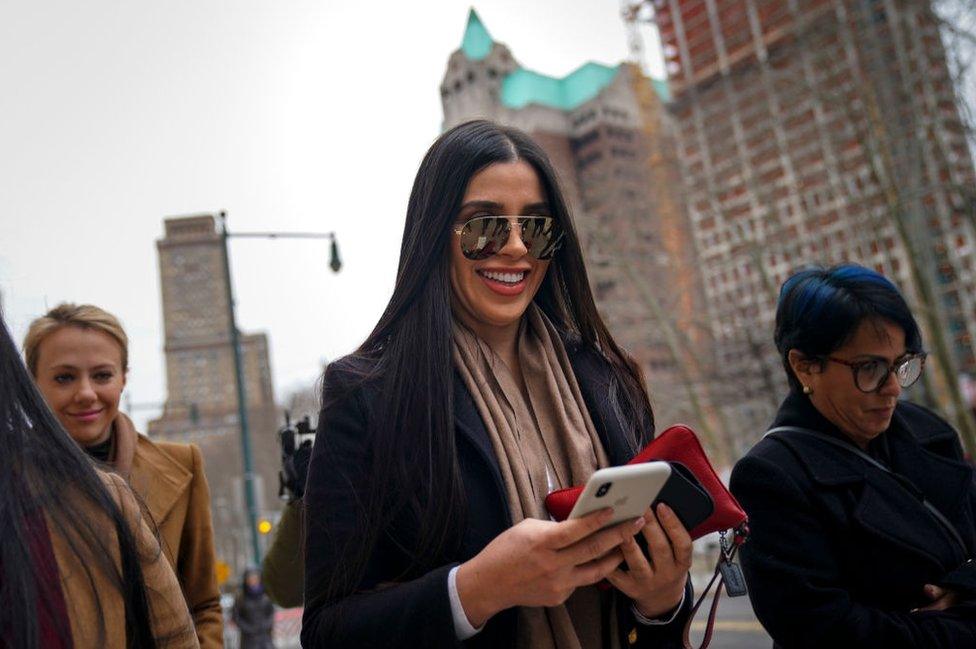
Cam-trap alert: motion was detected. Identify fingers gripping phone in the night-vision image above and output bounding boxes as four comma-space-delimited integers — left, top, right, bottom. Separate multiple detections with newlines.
568, 461, 714, 531
569, 462, 672, 527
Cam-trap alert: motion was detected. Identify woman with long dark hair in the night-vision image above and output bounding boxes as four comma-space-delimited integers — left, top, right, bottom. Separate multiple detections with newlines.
302, 120, 692, 648
0, 309, 198, 648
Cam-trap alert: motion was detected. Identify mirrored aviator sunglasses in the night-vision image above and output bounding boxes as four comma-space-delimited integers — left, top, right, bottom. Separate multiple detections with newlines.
455, 216, 564, 261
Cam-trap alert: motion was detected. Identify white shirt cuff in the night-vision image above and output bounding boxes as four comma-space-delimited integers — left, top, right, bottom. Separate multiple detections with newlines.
631, 588, 686, 626
448, 565, 483, 640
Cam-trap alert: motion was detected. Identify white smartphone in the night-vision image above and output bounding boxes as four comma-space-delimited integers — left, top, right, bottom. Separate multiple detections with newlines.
568, 462, 673, 528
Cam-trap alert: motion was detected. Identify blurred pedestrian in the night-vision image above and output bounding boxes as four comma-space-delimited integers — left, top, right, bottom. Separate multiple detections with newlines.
260, 419, 310, 608
301, 120, 692, 648
24, 303, 223, 648
0, 308, 198, 648
731, 265, 976, 647
233, 568, 275, 649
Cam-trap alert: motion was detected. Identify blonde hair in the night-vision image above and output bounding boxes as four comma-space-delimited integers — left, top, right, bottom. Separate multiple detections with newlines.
24, 303, 129, 375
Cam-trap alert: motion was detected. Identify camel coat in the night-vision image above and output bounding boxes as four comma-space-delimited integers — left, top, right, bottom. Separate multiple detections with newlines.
112, 414, 224, 649
50, 470, 199, 648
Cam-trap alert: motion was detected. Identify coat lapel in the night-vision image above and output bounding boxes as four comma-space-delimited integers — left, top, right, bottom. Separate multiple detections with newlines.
128, 435, 192, 528
453, 370, 503, 480
565, 342, 635, 466
771, 421, 967, 572
884, 412, 974, 557
853, 476, 961, 571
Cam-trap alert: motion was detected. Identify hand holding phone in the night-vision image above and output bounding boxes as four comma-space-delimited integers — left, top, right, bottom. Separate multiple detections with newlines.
568, 461, 714, 532
569, 462, 672, 527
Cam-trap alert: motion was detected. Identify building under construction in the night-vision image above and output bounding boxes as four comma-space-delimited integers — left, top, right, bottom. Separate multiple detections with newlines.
650, 0, 976, 445
441, 10, 732, 457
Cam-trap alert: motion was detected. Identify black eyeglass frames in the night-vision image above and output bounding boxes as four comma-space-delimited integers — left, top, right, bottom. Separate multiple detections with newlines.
824, 352, 927, 393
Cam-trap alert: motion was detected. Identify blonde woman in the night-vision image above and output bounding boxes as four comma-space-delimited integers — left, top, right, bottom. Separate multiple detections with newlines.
25, 303, 223, 649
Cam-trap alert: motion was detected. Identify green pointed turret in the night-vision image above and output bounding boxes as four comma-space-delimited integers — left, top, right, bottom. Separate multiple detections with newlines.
461, 8, 493, 61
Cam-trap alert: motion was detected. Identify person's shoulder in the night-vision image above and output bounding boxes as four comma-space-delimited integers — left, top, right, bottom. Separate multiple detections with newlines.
733, 436, 787, 469
321, 353, 383, 412
894, 399, 958, 444
731, 431, 806, 486
136, 434, 198, 474
146, 436, 198, 466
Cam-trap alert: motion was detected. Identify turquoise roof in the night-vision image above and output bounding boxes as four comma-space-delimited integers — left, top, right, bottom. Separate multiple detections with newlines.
652, 78, 671, 102
459, 9, 671, 108
501, 62, 621, 111
461, 8, 493, 61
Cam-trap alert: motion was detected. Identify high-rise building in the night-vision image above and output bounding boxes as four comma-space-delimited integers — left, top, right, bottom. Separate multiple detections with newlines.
654, 0, 976, 441
441, 11, 728, 456
149, 214, 281, 572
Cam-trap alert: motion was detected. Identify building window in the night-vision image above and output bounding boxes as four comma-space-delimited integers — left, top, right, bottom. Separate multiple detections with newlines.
570, 129, 600, 153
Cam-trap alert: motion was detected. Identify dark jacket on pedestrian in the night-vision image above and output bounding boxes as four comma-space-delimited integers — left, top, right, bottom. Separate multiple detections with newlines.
233, 582, 275, 649
301, 337, 693, 648
730, 391, 976, 648
262, 500, 304, 608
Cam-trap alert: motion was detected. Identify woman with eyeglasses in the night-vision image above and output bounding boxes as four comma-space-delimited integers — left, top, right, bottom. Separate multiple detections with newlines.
301, 120, 693, 648
0, 309, 198, 648
730, 264, 976, 647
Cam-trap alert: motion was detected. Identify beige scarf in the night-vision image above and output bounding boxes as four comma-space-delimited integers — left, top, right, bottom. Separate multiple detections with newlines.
453, 305, 615, 649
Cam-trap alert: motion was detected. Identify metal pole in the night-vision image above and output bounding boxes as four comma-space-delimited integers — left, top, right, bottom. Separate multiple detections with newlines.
218, 211, 262, 565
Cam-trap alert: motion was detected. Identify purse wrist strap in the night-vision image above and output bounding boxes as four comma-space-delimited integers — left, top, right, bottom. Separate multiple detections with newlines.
766, 425, 969, 557
680, 546, 736, 649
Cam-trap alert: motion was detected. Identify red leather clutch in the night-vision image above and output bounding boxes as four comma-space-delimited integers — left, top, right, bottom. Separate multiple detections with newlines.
544, 424, 748, 540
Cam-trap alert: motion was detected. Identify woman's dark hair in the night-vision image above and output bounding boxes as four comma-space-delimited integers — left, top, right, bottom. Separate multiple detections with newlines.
0, 310, 158, 648
775, 264, 923, 393
313, 120, 653, 605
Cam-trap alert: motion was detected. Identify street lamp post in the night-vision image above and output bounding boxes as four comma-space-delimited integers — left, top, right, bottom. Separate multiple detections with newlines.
217, 210, 340, 565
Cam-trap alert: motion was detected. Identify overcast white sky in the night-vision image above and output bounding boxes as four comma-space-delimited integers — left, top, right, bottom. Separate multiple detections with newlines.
0, 1, 665, 430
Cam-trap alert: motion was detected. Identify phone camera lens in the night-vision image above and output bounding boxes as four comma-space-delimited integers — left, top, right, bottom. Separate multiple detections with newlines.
595, 483, 612, 498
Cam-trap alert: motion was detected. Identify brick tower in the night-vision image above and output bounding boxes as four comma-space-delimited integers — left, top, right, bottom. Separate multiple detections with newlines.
149, 214, 281, 573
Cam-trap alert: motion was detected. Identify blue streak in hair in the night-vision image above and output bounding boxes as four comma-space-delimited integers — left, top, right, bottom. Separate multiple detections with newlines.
831, 264, 899, 292
779, 265, 902, 326
797, 281, 836, 322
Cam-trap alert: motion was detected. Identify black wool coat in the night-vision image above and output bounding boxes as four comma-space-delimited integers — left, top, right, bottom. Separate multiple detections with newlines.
730, 391, 976, 648
301, 338, 692, 648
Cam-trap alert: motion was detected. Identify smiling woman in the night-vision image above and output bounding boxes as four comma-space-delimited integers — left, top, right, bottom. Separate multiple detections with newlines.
29, 324, 126, 447
24, 303, 224, 649
449, 161, 557, 348
301, 120, 693, 649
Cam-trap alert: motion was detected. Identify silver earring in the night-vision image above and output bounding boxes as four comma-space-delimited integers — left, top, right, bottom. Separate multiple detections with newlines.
802, 385, 813, 395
